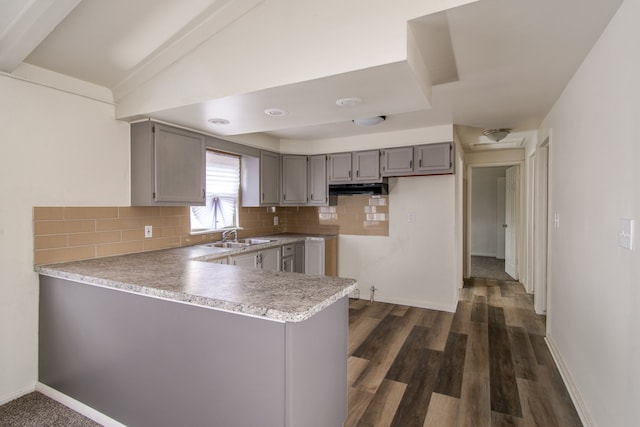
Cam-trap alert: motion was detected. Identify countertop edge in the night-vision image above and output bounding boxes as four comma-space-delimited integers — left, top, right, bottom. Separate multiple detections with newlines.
36, 265, 358, 323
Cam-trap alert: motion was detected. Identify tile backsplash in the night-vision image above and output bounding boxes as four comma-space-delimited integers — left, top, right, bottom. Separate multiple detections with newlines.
33, 195, 388, 265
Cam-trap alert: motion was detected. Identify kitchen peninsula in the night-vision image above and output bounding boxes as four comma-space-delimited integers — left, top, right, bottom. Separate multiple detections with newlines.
36, 239, 357, 427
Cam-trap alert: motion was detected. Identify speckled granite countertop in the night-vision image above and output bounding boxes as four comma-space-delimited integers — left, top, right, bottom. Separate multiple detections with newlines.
36, 235, 356, 323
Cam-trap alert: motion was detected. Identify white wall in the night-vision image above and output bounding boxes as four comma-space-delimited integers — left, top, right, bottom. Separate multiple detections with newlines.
470, 167, 507, 256
340, 175, 458, 312
0, 74, 129, 403
540, 0, 639, 424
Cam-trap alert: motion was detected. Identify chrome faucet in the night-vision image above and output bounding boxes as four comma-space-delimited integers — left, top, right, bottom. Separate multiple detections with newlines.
221, 228, 238, 242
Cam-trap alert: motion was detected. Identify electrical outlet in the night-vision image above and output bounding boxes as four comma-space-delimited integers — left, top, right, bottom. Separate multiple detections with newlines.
144, 225, 152, 238
273, 216, 279, 226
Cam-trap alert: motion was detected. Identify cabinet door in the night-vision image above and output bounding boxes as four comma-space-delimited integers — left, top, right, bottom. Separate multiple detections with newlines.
281, 155, 308, 205
282, 257, 294, 272
414, 142, 453, 174
294, 242, 305, 273
154, 124, 205, 204
230, 252, 258, 269
260, 151, 280, 205
308, 155, 328, 206
381, 147, 413, 176
328, 152, 352, 183
353, 150, 380, 182
304, 239, 325, 276
260, 248, 281, 271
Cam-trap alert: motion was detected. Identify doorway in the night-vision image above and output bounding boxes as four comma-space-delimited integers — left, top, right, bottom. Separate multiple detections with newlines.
533, 138, 550, 314
468, 165, 520, 281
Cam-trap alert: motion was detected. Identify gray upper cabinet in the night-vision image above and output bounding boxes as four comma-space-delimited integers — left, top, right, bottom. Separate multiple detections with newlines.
352, 150, 381, 182
381, 146, 413, 176
131, 121, 205, 206
308, 155, 328, 205
327, 152, 352, 183
281, 154, 308, 205
328, 150, 381, 183
260, 151, 280, 205
241, 150, 279, 207
415, 142, 453, 174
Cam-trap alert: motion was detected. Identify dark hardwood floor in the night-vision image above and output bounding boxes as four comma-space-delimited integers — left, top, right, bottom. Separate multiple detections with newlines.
346, 277, 582, 427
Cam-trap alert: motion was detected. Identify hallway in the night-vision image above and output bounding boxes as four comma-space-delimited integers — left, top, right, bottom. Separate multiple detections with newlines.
346, 278, 581, 426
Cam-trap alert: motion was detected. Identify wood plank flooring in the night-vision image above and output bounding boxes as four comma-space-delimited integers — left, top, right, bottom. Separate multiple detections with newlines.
346, 278, 582, 427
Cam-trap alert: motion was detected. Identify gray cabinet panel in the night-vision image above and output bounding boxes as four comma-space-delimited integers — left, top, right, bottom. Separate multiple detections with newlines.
381, 146, 414, 176
415, 142, 453, 174
131, 122, 205, 206
40, 276, 286, 427
260, 151, 280, 205
281, 154, 308, 204
285, 297, 348, 427
230, 252, 258, 268
353, 150, 380, 182
328, 152, 352, 183
294, 242, 305, 273
260, 247, 281, 271
308, 155, 328, 205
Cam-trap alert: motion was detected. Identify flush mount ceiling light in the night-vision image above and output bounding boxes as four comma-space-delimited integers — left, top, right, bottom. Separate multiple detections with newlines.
352, 116, 386, 127
208, 118, 230, 125
264, 108, 288, 117
482, 128, 512, 142
336, 97, 362, 107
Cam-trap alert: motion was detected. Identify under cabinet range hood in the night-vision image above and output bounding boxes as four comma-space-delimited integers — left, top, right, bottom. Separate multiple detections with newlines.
328, 179, 388, 196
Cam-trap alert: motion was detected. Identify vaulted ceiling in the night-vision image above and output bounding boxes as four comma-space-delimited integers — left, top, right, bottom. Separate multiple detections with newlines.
0, 0, 623, 148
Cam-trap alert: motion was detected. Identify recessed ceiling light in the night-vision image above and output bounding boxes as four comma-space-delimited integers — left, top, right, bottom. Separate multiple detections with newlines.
208, 118, 230, 125
264, 108, 288, 117
336, 97, 362, 107
353, 116, 386, 126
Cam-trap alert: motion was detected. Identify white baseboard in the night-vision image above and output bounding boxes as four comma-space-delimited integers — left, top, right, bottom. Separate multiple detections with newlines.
35, 383, 127, 427
545, 336, 594, 427
357, 295, 457, 313
470, 252, 497, 257
0, 383, 36, 406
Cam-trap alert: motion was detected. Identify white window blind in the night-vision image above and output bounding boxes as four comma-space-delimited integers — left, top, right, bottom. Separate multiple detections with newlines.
190, 150, 240, 231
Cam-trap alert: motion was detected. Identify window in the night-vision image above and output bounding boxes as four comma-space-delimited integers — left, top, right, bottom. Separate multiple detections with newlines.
190, 150, 240, 232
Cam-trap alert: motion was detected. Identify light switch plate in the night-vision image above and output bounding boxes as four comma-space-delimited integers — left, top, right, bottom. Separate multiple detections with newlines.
619, 218, 634, 250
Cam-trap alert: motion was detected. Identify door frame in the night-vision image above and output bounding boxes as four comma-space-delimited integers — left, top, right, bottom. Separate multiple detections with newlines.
533, 137, 550, 314
464, 161, 525, 281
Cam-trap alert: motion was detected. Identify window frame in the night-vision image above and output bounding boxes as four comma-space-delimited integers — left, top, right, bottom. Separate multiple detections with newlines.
190, 149, 241, 234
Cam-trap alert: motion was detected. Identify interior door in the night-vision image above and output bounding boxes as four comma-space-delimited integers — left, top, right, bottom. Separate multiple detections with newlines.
505, 166, 518, 279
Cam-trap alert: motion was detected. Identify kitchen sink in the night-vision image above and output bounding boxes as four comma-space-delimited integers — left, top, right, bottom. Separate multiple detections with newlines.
203, 238, 275, 249
208, 242, 251, 249
237, 238, 276, 245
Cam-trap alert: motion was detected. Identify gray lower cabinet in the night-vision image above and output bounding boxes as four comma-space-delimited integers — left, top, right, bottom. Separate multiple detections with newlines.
39, 276, 348, 427
294, 242, 305, 273
131, 121, 206, 206
305, 238, 325, 276
230, 247, 280, 271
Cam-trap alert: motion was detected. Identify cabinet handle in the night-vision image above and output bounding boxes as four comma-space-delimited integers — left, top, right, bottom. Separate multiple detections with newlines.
348, 170, 351, 178
356, 170, 359, 177
202, 189, 205, 199
410, 159, 413, 169
419, 159, 422, 168
283, 193, 286, 201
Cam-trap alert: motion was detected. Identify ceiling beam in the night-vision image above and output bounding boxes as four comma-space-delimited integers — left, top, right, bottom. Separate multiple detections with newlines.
0, 0, 81, 73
